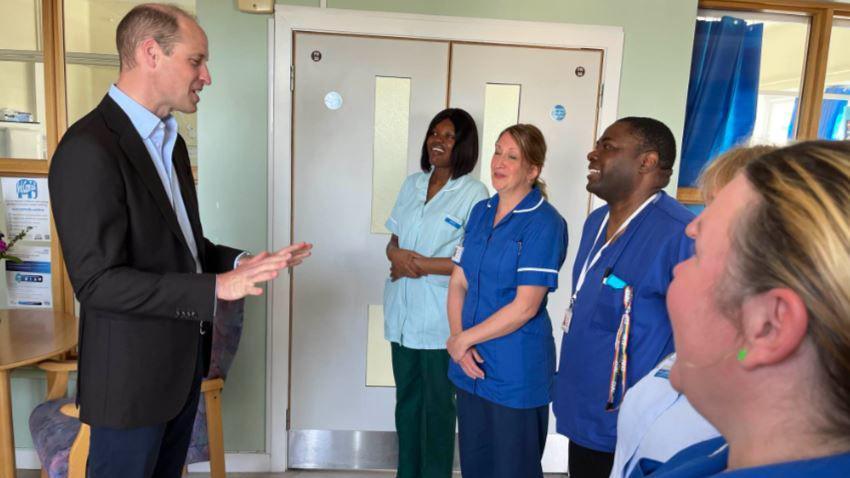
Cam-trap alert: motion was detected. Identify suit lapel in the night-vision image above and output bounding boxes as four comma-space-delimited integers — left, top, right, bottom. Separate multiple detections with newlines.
173, 136, 206, 265
98, 95, 191, 255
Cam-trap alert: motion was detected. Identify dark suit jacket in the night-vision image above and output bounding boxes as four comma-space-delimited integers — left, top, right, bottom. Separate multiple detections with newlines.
49, 95, 241, 428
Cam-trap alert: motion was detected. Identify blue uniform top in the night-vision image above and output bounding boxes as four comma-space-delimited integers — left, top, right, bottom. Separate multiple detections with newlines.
628, 436, 850, 477
554, 191, 694, 452
448, 187, 568, 409
383, 171, 489, 349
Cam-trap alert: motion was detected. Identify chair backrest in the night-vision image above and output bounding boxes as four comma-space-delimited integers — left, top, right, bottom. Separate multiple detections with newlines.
208, 298, 246, 379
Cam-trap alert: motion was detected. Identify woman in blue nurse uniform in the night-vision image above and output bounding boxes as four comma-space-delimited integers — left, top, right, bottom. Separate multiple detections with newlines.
446, 124, 568, 478
641, 141, 850, 477
384, 108, 489, 478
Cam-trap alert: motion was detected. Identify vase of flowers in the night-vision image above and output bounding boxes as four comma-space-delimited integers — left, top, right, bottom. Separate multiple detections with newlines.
0, 226, 33, 263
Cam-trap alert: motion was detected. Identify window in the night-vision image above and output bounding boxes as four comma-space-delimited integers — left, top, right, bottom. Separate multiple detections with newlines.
822, 17, 850, 140
680, 1, 850, 205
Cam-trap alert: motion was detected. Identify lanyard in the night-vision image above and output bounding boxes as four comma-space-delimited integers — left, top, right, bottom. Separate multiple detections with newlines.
606, 285, 634, 410
572, 192, 659, 301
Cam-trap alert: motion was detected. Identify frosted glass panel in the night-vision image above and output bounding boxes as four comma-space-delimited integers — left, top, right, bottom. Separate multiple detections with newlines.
66, 64, 117, 125
480, 83, 521, 192
64, 0, 196, 54
366, 305, 395, 387
0, 61, 46, 160
372, 76, 411, 234
0, 0, 40, 51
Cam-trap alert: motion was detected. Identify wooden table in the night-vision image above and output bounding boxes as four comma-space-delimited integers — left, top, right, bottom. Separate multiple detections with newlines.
0, 310, 77, 478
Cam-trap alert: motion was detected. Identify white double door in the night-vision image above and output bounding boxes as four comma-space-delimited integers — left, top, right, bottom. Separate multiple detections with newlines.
288, 31, 602, 469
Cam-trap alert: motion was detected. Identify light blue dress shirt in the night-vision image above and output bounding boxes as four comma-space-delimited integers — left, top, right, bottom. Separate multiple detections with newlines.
108, 85, 201, 272
383, 171, 489, 350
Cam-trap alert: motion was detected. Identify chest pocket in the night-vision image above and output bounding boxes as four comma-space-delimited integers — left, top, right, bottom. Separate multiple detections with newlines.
497, 240, 521, 291
591, 283, 625, 333
459, 235, 486, 283
425, 211, 464, 252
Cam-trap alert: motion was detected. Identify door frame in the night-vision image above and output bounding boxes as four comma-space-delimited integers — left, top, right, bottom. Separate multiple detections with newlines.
269, 5, 623, 471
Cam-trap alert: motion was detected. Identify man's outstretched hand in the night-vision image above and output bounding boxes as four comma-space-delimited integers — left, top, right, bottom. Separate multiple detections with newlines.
216, 242, 313, 300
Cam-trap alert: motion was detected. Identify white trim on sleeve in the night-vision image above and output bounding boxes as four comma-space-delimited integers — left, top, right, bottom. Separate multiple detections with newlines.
517, 267, 559, 274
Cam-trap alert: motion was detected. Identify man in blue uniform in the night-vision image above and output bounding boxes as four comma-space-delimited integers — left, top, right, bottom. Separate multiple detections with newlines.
553, 117, 694, 478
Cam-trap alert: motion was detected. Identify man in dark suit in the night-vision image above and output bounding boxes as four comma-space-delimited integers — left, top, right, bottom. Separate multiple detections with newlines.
48, 4, 311, 477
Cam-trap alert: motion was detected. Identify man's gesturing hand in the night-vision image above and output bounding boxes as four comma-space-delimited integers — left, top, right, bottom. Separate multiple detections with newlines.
216, 242, 313, 300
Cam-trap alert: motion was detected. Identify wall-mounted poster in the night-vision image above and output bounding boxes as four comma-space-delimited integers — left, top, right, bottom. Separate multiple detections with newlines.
1, 177, 51, 241
5, 245, 51, 308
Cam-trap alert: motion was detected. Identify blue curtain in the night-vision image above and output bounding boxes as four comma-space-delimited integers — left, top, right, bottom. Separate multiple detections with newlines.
787, 86, 849, 140
679, 16, 763, 188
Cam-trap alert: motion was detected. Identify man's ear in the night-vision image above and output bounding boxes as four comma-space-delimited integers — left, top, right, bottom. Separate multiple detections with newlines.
138, 37, 161, 69
738, 288, 809, 369
638, 150, 660, 173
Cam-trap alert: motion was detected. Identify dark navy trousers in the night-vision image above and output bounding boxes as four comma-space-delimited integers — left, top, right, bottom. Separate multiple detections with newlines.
87, 341, 203, 478
456, 387, 548, 478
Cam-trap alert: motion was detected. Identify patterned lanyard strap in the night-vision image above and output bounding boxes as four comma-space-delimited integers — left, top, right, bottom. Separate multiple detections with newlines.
606, 285, 634, 411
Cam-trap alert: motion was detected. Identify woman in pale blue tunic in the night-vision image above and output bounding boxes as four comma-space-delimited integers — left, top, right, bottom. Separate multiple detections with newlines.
383, 108, 488, 478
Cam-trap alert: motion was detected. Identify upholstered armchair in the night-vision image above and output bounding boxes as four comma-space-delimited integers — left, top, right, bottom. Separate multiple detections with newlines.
28, 299, 245, 478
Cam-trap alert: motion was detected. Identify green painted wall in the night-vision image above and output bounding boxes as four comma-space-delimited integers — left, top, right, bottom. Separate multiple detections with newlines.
194, 0, 271, 452
11, 0, 698, 460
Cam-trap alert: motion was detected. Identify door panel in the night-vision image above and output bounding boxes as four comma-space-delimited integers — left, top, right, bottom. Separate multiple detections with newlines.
290, 32, 449, 432
289, 34, 603, 470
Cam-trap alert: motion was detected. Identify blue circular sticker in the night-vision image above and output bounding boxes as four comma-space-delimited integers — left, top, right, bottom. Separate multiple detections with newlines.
551, 104, 566, 122
324, 91, 343, 110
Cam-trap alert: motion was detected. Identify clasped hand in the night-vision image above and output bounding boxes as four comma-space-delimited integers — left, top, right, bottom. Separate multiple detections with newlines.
447, 332, 485, 380
389, 247, 425, 281
215, 242, 313, 300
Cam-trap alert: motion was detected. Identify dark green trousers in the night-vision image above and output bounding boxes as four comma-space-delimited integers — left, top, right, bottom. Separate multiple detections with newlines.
391, 342, 456, 478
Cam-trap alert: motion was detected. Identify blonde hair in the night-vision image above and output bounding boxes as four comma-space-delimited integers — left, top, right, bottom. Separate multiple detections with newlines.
720, 140, 850, 437
500, 124, 548, 199
698, 145, 777, 202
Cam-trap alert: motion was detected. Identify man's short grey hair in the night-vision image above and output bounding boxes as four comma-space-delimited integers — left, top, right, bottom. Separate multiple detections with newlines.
116, 3, 195, 70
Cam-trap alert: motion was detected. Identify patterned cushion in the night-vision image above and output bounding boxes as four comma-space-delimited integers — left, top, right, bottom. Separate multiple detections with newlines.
27, 299, 245, 473
29, 397, 79, 478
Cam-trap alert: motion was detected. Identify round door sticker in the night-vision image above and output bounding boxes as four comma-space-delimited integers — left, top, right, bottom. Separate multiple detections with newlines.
551, 104, 566, 122
324, 91, 343, 110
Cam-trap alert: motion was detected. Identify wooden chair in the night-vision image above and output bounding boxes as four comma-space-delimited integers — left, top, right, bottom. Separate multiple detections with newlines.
28, 299, 244, 478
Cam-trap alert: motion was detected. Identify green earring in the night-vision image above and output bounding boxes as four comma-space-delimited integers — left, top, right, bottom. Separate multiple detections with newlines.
737, 348, 748, 362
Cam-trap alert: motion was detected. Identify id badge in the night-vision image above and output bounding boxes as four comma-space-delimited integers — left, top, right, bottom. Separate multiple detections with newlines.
451, 244, 464, 263
562, 297, 575, 332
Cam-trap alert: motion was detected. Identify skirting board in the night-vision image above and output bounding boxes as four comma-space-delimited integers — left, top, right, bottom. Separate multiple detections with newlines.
288, 431, 569, 473
15, 449, 271, 473
17, 435, 567, 472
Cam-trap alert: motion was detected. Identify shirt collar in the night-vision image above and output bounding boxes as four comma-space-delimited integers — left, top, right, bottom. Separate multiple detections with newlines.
108, 84, 177, 140
415, 169, 465, 192
486, 186, 544, 214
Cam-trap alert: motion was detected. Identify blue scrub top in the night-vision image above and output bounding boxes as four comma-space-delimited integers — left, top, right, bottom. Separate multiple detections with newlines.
449, 187, 568, 409
629, 436, 850, 477
554, 191, 694, 452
